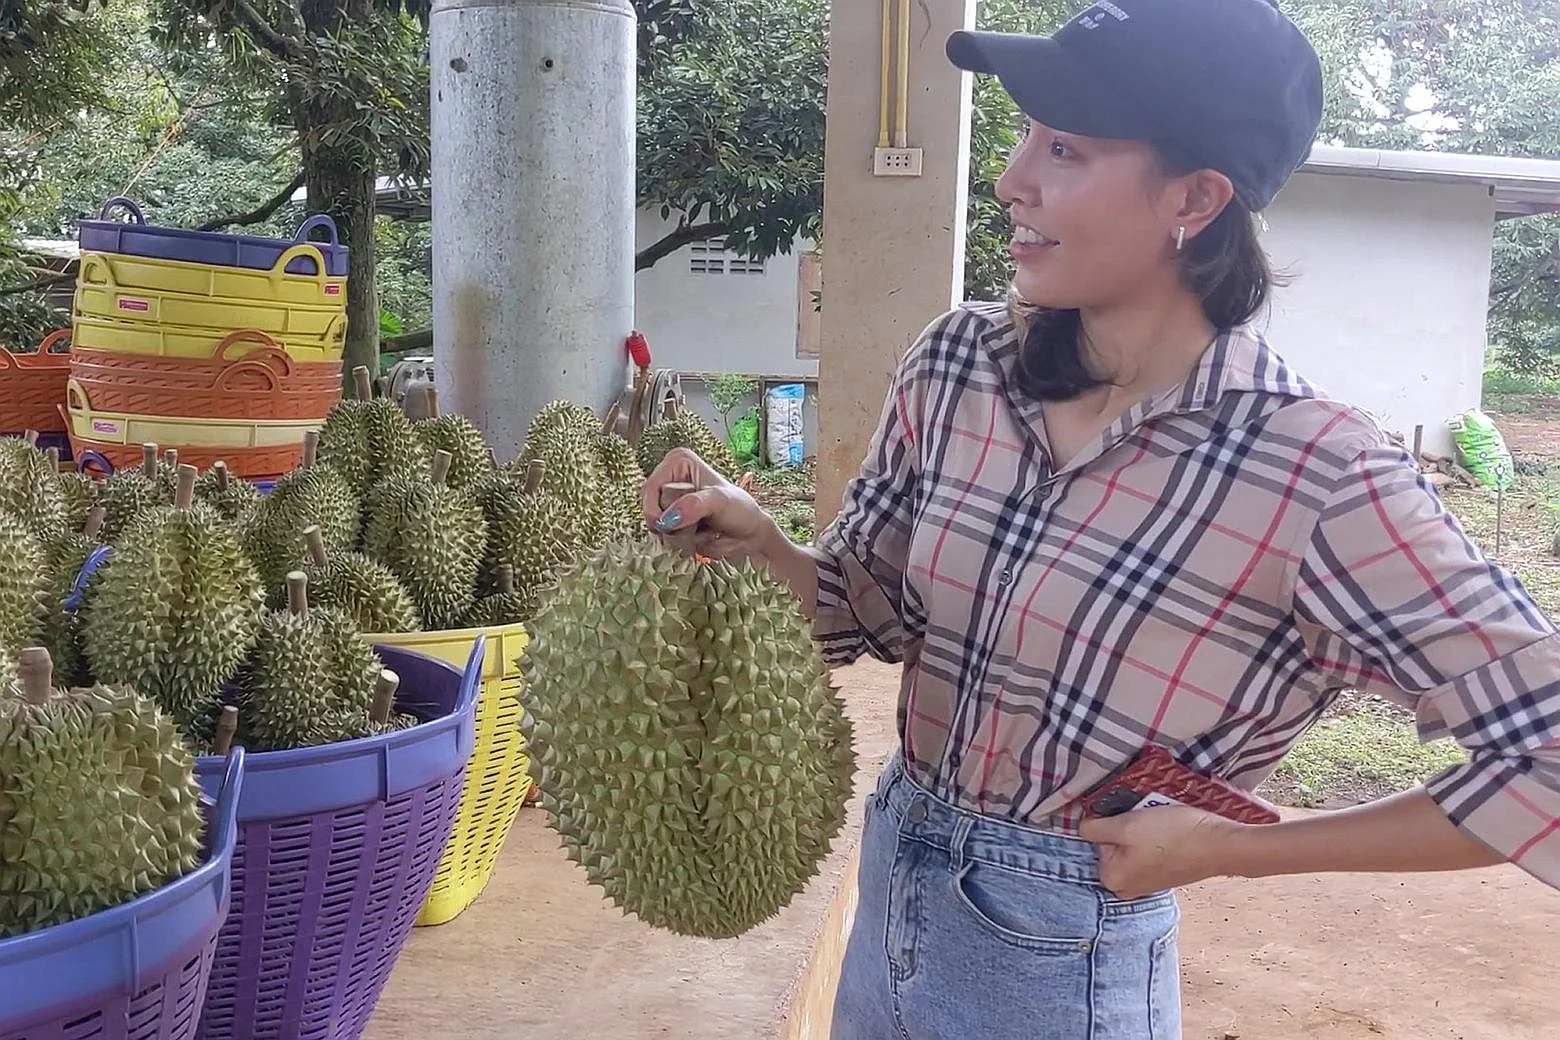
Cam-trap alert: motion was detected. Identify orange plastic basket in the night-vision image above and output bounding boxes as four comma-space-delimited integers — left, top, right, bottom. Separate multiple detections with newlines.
69, 330, 342, 394
62, 406, 305, 481
0, 330, 72, 436
68, 341, 342, 422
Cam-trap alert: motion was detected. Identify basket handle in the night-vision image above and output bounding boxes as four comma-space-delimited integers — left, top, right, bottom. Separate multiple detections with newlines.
456, 632, 487, 723
0, 347, 16, 370
64, 544, 113, 612
215, 358, 283, 394
65, 378, 91, 413
214, 329, 285, 363
38, 328, 72, 354
210, 746, 247, 861
75, 448, 114, 477
96, 196, 147, 224
270, 242, 329, 282
294, 214, 340, 248
77, 253, 115, 289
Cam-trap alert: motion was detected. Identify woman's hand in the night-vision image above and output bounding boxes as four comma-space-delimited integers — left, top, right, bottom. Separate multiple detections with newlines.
641, 448, 783, 565
1077, 805, 1242, 899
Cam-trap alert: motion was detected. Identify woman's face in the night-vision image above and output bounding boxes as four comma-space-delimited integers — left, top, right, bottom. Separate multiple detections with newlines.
996, 119, 1197, 311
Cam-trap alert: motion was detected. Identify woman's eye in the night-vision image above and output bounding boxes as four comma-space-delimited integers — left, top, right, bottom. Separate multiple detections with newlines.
1049, 138, 1069, 159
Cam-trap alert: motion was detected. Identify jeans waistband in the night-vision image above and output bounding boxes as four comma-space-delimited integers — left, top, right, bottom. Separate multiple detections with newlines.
874, 754, 1106, 885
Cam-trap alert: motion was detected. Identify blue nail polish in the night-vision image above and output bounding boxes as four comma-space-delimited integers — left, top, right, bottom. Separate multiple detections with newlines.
657, 508, 681, 530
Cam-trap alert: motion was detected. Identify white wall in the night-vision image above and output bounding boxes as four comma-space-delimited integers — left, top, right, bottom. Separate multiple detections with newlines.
1256, 172, 1496, 456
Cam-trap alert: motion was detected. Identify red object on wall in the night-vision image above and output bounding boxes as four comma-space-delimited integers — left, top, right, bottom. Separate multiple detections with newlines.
625, 329, 652, 370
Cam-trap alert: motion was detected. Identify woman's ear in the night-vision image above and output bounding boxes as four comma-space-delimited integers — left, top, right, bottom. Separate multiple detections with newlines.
1176, 169, 1236, 242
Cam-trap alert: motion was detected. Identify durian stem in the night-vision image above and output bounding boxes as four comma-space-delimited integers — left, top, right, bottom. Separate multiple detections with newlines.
18, 648, 52, 705
164, 448, 178, 470
430, 449, 453, 486
213, 706, 239, 755
173, 464, 198, 509
497, 563, 516, 595
84, 505, 106, 540
45, 445, 59, 469
303, 525, 330, 567
352, 365, 373, 400
602, 400, 622, 436
663, 395, 682, 421
371, 669, 400, 723
657, 480, 702, 556
23, 429, 38, 447
141, 443, 159, 477
285, 571, 310, 616
214, 461, 230, 492
424, 385, 441, 419
659, 481, 698, 510
523, 459, 546, 494
302, 430, 319, 469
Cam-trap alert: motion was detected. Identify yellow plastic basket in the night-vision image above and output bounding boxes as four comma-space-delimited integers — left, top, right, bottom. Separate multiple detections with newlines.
74, 280, 344, 342
361, 621, 535, 927
77, 246, 347, 309
71, 313, 346, 363
65, 379, 323, 448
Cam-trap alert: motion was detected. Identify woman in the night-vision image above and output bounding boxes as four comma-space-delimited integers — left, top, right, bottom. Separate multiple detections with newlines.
643, 0, 1560, 1036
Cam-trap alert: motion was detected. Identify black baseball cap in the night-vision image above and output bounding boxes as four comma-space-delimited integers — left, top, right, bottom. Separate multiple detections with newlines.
946, 0, 1323, 211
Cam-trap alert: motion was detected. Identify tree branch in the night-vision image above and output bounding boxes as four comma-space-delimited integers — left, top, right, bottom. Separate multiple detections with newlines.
226, 0, 304, 61
197, 170, 308, 231
634, 220, 736, 271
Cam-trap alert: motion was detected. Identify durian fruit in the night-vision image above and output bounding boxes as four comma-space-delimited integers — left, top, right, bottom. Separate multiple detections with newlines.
410, 386, 494, 491
520, 535, 857, 939
361, 449, 488, 630
155, 448, 181, 500
593, 403, 646, 539
51, 448, 98, 533
315, 365, 431, 495
513, 406, 605, 547
195, 460, 262, 525
476, 459, 578, 601
82, 464, 264, 737
0, 647, 206, 939
239, 431, 360, 604
98, 443, 166, 542
461, 563, 533, 627
524, 399, 600, 445
0, 509, 47, 655
302, 524, 422, 633
0, 432, 68, 535
37, 504, 107, 686
635, 397, 741, 481
233, 571, 384, 750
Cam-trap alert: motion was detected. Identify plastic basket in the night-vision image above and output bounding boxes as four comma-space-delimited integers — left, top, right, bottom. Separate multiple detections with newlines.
64, 383, 324, 448
0, 330, 72, 437
191, 639, 483, 1040
73, 282, 344, 344
63, 416, 304, 483
78, 248, 346, 309
70, 332, 342, 393
362, 624, 534, 926
68, 348, 341, 422
71, 313, 346, 363
0, 748, 247, 1040
76, 198, 349, 278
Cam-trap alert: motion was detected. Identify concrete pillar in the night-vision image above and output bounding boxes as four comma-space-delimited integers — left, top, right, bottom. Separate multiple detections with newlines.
429, 0, 635, 459
814, 0, 977, 525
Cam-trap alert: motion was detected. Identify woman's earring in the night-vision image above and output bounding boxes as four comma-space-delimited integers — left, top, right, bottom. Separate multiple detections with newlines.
1174, 226, 1186, 252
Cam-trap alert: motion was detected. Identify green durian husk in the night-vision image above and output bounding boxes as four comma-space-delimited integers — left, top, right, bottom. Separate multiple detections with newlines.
305, 550, 423, 634
97, 449, 167, 543
56, 471, 97, 533
475, 469, 579, 601
37, 520, 105, 687
413, 413, 494, 492
524, 400, 600, 445
81, 498, 264, 737
635, 411, 741, 482
361, 457, 488, 631
194, 464, 263, 526
520, 536, 857, 940
593, 420, 646, 539
315, 375, 431, 497
513, 424, 605, 548
0, 437, 68, 536
0, 511, 47, 656
239, 462, 360, 605
0, 658, 206, 939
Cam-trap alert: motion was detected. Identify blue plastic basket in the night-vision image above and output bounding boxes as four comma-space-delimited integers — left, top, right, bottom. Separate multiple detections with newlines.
76, 198, 348, 278
191, 638, 483, 1040
0, 748, 247, 1040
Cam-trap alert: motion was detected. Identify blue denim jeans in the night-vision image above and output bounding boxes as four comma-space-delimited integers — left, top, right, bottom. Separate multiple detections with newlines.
831, 755, 1183, 1039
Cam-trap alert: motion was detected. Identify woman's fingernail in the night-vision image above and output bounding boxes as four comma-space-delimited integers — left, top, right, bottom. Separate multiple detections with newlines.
656, 508, 681, 530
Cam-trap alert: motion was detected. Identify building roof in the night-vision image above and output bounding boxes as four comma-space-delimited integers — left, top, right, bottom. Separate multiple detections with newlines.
1300, 145, 1560, 219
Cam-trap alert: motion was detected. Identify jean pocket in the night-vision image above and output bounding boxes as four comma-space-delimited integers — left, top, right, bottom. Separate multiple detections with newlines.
950, 859, 1099, 955
1148, 922, 1182, 1038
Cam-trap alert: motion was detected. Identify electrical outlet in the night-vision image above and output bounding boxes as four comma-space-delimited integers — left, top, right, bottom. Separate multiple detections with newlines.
873, 146, 924, 177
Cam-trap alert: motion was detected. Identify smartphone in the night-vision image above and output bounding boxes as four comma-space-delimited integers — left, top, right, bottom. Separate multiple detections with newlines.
1080, 744, 1280, 825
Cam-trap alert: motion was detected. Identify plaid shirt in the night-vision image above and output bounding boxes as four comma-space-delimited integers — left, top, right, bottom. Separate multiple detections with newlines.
810, 300, 1560, 889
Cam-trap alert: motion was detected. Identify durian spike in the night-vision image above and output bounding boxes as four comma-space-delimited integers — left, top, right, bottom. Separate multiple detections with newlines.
285, 570, 310, 617
212, 706, 239, 756
352, 365, 373, 400
370, 669, 400, 724
497, 563, 516, 596
523, 459, 546, 494
173, 464, 198, 510
213, 460, 230, 492
45, 445, 60, 470
23, 429, 39, 447
141, 443, 159, 477
18, 647, 53, 705
84, 504, 106, 540
302, 430, 320, 468
430, 449, 453, 486
302, 525, 330, 568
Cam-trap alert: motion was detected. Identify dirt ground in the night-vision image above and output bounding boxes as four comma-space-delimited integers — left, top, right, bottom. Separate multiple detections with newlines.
367, 658, 1560, 1039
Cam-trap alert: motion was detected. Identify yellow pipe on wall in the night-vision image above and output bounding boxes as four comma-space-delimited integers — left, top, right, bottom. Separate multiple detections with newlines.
878, 0, 892, 148
894, 0, 910, 147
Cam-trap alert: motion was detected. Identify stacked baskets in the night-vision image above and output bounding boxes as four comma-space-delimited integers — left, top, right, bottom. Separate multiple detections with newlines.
62, 197, 349, 480
0, 329, 72, 453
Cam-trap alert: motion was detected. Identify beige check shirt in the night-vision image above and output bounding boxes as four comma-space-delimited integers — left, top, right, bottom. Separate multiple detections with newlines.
809, 300, 1560, 890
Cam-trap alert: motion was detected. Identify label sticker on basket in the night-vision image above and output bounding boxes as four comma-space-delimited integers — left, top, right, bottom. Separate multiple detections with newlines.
325, 284, 343, 295
116, 297, 151, 313
91, 419, 123, 436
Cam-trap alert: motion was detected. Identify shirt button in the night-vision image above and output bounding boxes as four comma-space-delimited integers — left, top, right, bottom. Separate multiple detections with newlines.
999, 569, 1012, 586
907, 801, 929, 823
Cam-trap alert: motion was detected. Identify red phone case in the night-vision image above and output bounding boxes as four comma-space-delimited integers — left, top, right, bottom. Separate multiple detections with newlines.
1080, 744, 1280, 825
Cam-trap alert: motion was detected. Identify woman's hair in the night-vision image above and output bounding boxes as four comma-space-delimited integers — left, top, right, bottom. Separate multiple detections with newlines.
1008, 142, 1284, 401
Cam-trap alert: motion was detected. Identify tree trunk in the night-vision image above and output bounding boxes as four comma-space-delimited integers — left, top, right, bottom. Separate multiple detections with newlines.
303, 141, 379, 385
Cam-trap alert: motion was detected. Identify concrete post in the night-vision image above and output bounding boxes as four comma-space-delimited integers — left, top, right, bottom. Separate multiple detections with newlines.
429, 0, 636, 459
814, 0, 977, 525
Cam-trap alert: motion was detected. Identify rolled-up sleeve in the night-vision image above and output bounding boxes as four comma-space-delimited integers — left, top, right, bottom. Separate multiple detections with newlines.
808, 333, 926, 667
1292, 442, 1560, 889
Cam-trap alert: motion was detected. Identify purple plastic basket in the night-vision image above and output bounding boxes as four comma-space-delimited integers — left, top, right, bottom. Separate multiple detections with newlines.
190, 638, 484, 1040
0, 749, 247, 1040
76, 197, 349, 278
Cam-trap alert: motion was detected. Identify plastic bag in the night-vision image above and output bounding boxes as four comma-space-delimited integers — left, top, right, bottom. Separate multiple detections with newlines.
766, 384, 806, 467
1448, 409, 1515, 491
729, 409, 759, 465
